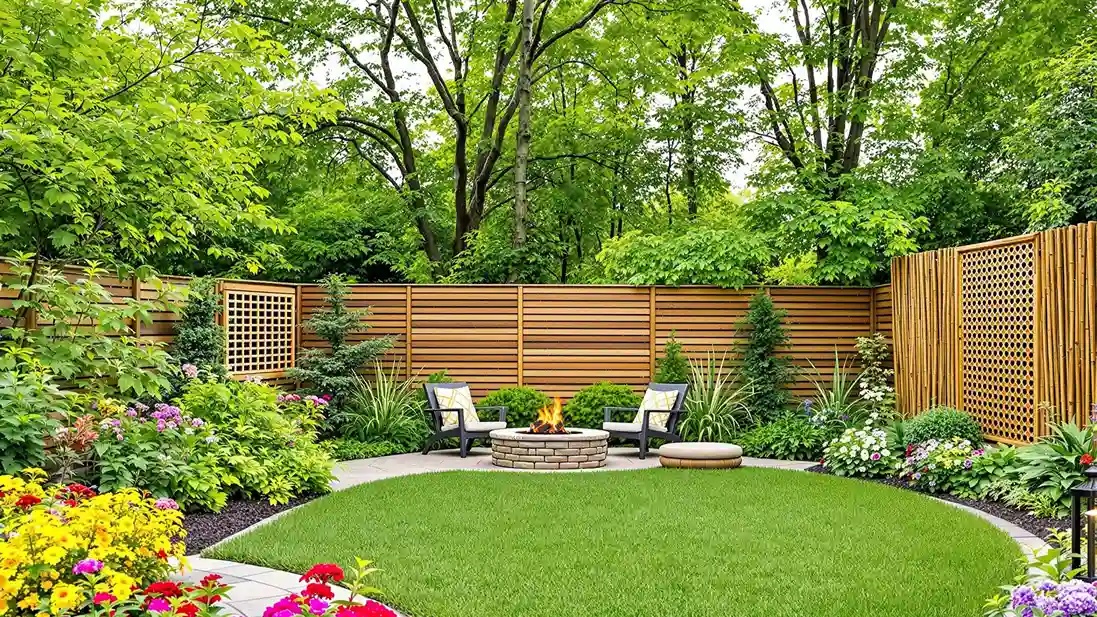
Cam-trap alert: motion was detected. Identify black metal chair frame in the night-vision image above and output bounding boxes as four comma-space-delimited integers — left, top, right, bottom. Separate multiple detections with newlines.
603, 382, 689, 459
422, 382, 507, 458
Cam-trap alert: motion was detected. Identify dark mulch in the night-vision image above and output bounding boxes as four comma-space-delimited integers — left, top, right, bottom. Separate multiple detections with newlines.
807, 465, 1070, 540
183, 495, 318, 554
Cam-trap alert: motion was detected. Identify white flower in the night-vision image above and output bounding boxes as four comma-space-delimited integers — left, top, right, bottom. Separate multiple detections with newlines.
840, 446, 848, 454
860, 450, 869, 460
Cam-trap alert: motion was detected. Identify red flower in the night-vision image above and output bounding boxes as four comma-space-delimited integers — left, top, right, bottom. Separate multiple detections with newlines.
335, 601, 397, 617
176, 602, 199, 617
199, 574, 222, 586
145, 581, 183, 598
303, 583, 334, 600
1083, 453, 1094, 466
93, 593, 117, 605
15, 494, 41, 509
157, 549, 169, 560
300, 564, 344, 584
905, 444, 914, 457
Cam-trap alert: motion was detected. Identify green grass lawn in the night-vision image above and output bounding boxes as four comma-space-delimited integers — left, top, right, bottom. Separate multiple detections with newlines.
207, 468, 1019, 617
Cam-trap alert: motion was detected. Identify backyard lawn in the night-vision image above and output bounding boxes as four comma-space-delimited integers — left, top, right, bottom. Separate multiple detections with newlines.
207, 468, 1019, 617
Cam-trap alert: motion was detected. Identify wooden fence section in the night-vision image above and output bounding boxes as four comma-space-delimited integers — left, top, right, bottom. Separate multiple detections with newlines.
892, 222, 1097, 444
300, 285, 887, 400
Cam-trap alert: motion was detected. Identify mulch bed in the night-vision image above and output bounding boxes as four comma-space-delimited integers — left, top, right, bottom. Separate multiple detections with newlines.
806, 465, 1069, 540
183, 495, 318, 553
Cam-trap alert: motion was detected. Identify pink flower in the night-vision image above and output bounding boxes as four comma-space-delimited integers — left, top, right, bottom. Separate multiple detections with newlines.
181, 363, 199, 379
263, 597, 303, 617
870, 452, 882, 461
147, 598, 172, 613
72, 559, 104, 575
93, 593, 117, 605
308, 598, 329, 615
154, 498, 180, 510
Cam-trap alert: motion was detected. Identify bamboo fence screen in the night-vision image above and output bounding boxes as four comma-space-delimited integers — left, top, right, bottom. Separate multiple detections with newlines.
892, 222, 1097, 443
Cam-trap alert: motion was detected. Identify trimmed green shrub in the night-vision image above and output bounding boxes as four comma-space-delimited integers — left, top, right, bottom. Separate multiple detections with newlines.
654, 332, 690, 384
326, 438, 412, 461
741, 416, 834, 461
565, 382, 642, 428
479, 386, 551, 427
739, 291, 792, 421
905, 406, 983, 446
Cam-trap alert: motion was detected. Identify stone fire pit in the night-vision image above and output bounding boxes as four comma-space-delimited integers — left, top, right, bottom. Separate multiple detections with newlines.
489, 428, 609, 470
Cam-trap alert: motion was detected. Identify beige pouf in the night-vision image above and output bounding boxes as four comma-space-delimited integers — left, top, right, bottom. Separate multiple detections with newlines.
658, 442, 743, 469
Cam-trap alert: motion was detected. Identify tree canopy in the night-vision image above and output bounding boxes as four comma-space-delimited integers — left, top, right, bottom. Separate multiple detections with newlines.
4, 0, 1096, 285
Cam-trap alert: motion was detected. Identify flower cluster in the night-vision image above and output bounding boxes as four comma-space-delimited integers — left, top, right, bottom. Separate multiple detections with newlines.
0, 469, 187, 616
53, 416, 99, 451
258, 561, 394, 617
278, 394, 331, 408
181, 363, 200, 379
899, 437, 984, 493
822, 416, 897, 478
1009, 580, 1097, 617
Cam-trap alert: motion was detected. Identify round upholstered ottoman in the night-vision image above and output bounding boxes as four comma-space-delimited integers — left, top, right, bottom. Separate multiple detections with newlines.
658, 442, 743, 469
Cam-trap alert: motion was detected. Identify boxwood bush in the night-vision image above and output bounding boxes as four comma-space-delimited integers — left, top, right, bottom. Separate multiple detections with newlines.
565, 382, 642, 428
479, 386, 551, 427
905, 406, 983, 446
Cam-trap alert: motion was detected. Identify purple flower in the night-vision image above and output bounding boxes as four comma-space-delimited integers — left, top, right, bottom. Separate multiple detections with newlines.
72, 559, 104, 575
191, 418, 204, 428
308, 598, 329, 616
870, 452, 881, 461
147, 598, 172, 613
963, 458, 973, 469
154, 498, 179, 511
181, 363, 199, 379
125, 407, 138, 417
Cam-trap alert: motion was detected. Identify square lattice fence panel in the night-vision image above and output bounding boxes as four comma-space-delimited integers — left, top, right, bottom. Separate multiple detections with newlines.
223, 282, 297, 377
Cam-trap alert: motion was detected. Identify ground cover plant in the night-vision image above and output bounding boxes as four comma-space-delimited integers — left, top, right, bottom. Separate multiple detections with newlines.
208, 468, 1019, 617
740, 414, 832, 460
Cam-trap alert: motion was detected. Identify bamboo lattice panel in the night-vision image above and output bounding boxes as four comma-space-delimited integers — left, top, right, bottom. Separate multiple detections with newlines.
959, 240, 1037, 443
224, 285, 297, 376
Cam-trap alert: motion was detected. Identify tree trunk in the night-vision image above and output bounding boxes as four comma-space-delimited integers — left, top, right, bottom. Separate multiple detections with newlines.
510, 0, 535, 282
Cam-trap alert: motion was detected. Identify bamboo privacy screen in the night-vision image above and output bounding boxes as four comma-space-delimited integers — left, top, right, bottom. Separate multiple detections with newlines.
892, 222, 1097, 443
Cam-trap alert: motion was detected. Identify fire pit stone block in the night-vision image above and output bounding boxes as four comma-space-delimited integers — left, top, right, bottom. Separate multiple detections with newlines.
489, 428, 610, 470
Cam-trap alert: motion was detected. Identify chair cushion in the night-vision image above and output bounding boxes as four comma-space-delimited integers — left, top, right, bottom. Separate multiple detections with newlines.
467, 421, 506, 432
603, 421, 643, 433
659, 442, 743, 460
631, 388, 679, 430
435, 385, 479, 427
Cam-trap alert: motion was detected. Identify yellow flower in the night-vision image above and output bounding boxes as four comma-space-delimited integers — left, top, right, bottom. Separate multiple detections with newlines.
39, 547, 66, 566
40, 581, 52, 591
49, 583, 81, 613
17, 593, 41, 610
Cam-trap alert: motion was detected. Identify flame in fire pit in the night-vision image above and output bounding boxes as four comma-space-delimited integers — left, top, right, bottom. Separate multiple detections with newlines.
530, 397, 567, 434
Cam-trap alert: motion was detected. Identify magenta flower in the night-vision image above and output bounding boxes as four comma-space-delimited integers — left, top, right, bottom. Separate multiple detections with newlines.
72, 559, 104, 575
308, 598, 329, 615
147, 598, 172, 613
154, 498, 180, 511
870, 452, 882, 461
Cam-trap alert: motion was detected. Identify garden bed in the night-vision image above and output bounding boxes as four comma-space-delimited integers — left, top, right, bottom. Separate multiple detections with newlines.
183, 495, 318, 553
806, 465, 1068, 540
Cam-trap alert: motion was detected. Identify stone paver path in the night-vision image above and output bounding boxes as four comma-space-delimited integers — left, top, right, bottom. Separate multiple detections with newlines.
179, 446, 1040, 617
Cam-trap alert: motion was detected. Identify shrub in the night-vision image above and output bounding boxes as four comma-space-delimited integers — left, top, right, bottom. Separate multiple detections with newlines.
479, 386, 551, 427
171, 277, 227, 380
855, 333, 894, 411
0, 369, 64, 474
0, 469, 187, 612
1015, 421, 1097, 516
822, 416, 898, 477
654, 332, 690, 384
739, 291, 792, 421
678, 350, 752, 442
566, 382, 641, 428
326, 438, 412, 461
741, 416, 834, 461
905, 406, 983, 446
898, 437, 984, 493
287, 274, 394, 407
334, 366, 428, 449
806, 349, 870, 429
951, 444, 1021, 500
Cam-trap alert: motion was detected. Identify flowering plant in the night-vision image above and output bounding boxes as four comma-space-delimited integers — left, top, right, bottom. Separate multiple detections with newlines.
821, 413, 898, 477
262, 559, 393, 617
855, 333, 895, 412
986, 533, 1097, 617
898, 437, 984, 493
0, 469, 187, 616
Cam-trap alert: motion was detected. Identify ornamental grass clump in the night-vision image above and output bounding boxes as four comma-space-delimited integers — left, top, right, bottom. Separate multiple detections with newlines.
0, 469, 187, 615
898, 437, 984, 493
821, 413, 898, 477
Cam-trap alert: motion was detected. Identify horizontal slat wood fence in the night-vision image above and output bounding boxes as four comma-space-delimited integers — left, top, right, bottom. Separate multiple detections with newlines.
892, 222, 1097, 444
299, 285, 887, 400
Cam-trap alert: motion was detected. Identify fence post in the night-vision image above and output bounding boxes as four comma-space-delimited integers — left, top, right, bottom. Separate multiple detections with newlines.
131, 275, 142, 338
649, 286, 656, 377
517, 286, 524, 386
405, 285, 413, 380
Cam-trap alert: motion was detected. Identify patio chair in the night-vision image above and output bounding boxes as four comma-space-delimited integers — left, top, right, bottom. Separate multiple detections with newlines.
602, 383, 689, 459
422, 382, 507, 458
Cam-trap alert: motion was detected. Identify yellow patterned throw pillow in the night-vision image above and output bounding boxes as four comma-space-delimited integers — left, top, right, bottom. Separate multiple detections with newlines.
632, 388, 679, 430
435, 385, 480, 427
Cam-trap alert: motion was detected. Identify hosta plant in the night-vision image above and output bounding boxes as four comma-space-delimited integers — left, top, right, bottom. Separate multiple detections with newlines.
1016, 421, 1097, 517
950, 445, 1021, 500
898, 437, 984, 494
822, 413, 898, 477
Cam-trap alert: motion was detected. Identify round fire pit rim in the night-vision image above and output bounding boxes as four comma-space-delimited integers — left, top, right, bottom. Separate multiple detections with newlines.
488, 427, 609, 442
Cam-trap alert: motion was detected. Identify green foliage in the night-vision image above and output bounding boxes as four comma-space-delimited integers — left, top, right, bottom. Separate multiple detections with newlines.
1015, 421, 1097, 517
951, 445, 1021, 501
0, 369, 65, 473
0, 257, 175, 398
822, 418, 899, 478
855, 333, 894, 412
325, 438, 413, 462
287, 274, 394, 405
566, 382, 642, 429
479, 387, 552, 428
805, 350, 870, 429
0, 0, 339, 274
739, 291, 791, 421
898, 437, 983, 494
334, 367, 428, 450
740, 416, 833, 461
678, 350, 752, 442
654, 333, 690, 384
171, 278, 227, 379
596, 226, 770, 287
905, 406, 984, 446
